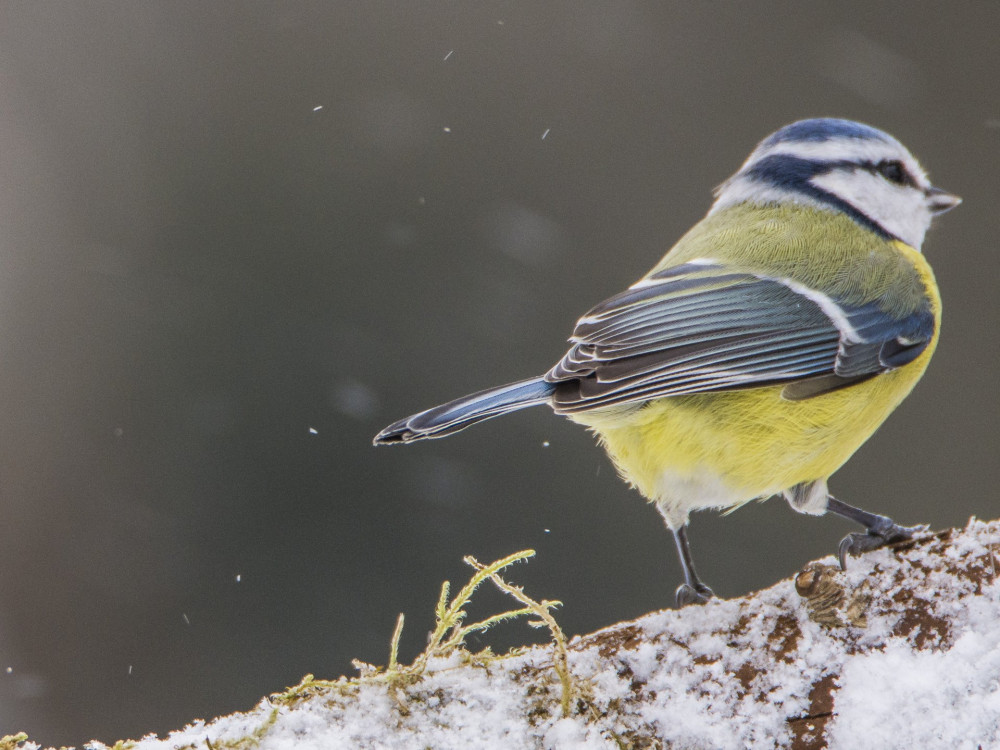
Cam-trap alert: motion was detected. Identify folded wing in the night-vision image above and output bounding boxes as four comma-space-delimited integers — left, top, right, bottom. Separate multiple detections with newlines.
546, 260, 934, 412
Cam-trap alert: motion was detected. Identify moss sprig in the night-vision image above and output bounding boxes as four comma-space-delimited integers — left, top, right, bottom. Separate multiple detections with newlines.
274, 549, 574, 715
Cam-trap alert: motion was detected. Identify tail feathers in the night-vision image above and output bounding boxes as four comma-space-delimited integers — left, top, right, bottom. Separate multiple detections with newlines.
373, 377, 555, 444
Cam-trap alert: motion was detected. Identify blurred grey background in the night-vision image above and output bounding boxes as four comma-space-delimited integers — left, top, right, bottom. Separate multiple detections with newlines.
0, 1, 996, 744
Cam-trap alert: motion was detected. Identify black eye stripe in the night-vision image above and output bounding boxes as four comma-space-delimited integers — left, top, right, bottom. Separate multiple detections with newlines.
871, 159, 915, 187
770, 157, 917, 189
743, 154, 897, 240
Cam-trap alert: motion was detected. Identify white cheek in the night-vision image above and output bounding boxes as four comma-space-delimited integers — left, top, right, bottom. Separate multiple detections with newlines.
809, 171, 930, 250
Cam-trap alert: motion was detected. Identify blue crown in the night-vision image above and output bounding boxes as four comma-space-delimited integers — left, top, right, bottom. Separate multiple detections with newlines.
761, 118, 893, 147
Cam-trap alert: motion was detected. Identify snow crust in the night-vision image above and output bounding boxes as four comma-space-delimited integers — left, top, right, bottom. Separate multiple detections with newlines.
34, 519, 1000, 750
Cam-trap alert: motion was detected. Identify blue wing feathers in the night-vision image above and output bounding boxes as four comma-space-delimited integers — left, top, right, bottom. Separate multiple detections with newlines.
548, 261, 933, 412
376, 258, 934, 439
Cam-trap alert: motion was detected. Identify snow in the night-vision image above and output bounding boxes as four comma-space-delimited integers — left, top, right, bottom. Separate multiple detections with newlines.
27, 519, 1000, 750
830, 630, 1000, 749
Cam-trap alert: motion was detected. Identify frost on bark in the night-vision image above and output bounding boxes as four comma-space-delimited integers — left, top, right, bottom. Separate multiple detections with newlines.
574, 522, 999, 749
19, 519, 999, 750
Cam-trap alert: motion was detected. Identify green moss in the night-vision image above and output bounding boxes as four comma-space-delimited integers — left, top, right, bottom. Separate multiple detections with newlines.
274, 548, 578, 718
104, 549, 581, 749
0, 734, 28, 750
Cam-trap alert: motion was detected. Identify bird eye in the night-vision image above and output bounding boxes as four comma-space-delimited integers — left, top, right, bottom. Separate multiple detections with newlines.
875, 160, 909, 186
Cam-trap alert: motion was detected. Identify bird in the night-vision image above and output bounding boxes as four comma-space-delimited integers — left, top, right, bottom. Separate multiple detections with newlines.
374, 118, 960, 607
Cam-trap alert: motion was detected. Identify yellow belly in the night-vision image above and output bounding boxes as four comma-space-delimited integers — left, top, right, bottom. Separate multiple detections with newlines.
569, 348, 933, 523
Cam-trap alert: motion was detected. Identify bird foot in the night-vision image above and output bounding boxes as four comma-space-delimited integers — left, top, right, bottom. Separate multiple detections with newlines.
837, 522, 929, 570
675, 582, 715, 607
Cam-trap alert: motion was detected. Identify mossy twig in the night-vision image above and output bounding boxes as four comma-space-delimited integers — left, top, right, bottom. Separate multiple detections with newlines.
273, 548, 573, 715
0, 734, 28, 750
464, 554, 575, 716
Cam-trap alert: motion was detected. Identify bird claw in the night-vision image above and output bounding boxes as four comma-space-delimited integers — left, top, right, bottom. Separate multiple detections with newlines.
675, 582, 715, 607
837, 523, 929, 570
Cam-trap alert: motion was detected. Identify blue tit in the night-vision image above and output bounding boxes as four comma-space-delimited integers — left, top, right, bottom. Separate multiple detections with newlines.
375, 118, 960, 607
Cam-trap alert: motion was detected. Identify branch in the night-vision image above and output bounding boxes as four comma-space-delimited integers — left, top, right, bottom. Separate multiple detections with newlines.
14, 519, 1000, 750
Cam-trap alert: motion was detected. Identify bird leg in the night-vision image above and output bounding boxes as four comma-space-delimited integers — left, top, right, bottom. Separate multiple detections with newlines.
825, 495, 927, 569
672, 524, 715, 607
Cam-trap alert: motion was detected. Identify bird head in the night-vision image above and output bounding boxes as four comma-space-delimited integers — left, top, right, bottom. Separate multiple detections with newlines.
711, 118, 961, 250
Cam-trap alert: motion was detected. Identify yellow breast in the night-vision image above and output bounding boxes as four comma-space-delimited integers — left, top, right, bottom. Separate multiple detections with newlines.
569, 240, 940, 520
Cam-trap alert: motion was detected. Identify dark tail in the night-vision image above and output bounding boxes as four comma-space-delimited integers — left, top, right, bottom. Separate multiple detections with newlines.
373, 377, 556, 444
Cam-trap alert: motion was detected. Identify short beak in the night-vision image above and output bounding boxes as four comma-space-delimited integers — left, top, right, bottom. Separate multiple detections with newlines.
925, 185, 961, 215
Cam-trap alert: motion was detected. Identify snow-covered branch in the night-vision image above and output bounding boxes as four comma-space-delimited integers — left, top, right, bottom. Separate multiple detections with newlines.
16, 519, 1000, 750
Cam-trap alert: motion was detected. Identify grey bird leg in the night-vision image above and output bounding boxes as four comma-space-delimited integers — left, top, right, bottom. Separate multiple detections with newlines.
672, 525, 715, 607
825, 495, 926, 569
